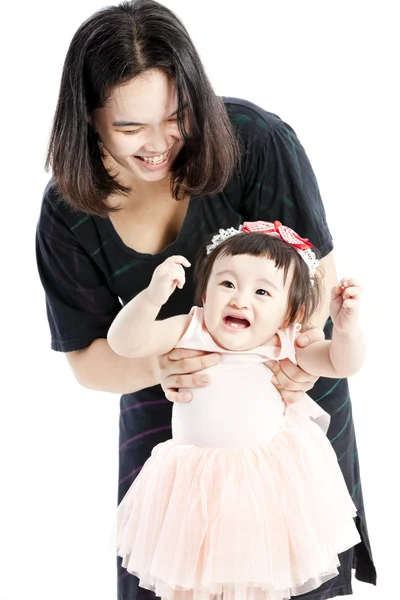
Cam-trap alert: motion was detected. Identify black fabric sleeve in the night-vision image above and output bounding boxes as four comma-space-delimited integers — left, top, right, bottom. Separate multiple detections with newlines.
240, 120, 334, 258
36, 226, 122, 352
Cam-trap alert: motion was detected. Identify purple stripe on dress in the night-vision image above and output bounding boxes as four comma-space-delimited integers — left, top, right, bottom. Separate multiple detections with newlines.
118, 569, 131, 582
119, 465, 143, 485
121, 399, 170, 414
119, 425, 172, 450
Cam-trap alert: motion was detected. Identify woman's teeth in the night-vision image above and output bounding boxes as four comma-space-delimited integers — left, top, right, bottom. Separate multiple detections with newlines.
137, 150, 170, 165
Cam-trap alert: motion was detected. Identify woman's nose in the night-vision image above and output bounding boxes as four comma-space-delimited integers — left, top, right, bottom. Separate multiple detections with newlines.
142, 126, 169, 153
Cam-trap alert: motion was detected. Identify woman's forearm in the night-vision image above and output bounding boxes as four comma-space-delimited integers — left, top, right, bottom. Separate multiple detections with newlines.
309, 251, 338, 330
66, 338, 161, 394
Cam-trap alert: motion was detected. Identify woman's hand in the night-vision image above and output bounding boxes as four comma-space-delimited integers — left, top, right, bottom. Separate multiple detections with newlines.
265, 327, 325, 403
158, 348, 221, 403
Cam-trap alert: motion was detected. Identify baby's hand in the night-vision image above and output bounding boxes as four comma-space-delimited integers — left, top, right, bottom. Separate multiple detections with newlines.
330, 278, 363, 332
147, 255, 191, 306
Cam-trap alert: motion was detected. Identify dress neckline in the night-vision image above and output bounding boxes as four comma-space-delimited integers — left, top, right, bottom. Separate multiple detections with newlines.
102, 195, 200, 261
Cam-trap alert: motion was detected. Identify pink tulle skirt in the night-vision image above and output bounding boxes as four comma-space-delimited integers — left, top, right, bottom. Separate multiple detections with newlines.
116, 406, 361, 600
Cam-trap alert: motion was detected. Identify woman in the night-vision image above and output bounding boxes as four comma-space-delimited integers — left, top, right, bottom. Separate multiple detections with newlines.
36, 1, 376, 598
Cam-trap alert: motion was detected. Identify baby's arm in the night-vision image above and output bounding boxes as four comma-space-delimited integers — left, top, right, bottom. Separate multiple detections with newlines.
295, 278, 365, 378
107, 256, 192, 358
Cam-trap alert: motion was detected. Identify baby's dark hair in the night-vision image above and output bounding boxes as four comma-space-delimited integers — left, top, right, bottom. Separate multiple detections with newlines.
194, 232, 323, 328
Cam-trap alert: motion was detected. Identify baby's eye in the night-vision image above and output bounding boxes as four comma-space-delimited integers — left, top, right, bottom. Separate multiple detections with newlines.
221, 280, 234, 288
256, 289, 270, 296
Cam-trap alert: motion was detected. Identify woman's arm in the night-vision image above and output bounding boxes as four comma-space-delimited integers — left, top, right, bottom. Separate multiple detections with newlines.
66, 339, 160, 393
36, 201, 217, 398
67, 340, 221, 398
307, 251, 337, 330
107, 256, 191, 358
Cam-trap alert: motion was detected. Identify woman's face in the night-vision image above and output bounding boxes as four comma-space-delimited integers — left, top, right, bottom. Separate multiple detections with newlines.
92, 69, 186, 186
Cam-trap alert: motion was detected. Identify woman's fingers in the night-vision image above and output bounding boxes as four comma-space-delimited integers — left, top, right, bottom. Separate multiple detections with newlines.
265, 328, 322, 396
295, 327, 325, 347
264, 359, 312, 403
158, 349, 221, 403
280, 390, 307, 404
164, 388, 192, 403
264, 359, 310, 403
265, 358, 318, 392
162, 369, 215, 403
165, 348, 221, 372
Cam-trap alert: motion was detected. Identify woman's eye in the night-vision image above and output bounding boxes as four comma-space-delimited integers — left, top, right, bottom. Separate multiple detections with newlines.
121, 129, 142, 135
221, 281, 234, 288
256, 289, 270, 296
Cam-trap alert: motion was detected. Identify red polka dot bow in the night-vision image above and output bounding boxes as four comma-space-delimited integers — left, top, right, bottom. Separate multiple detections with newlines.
241, 221, 313, 250
205, 220, 318, 281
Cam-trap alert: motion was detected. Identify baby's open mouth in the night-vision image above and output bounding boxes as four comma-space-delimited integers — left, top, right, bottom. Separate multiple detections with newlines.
223, 316, 250, 329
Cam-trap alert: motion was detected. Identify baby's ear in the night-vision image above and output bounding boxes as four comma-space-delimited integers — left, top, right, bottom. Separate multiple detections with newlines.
281, 305, 305, 329
296, 305, 305, 323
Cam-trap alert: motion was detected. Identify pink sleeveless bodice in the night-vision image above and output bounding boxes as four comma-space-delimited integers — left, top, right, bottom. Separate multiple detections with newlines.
172, 307, 329, 448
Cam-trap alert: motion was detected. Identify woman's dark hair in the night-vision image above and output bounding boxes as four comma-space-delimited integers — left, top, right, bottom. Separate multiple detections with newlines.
194, 233, 323, 328
46, 0, 240, 216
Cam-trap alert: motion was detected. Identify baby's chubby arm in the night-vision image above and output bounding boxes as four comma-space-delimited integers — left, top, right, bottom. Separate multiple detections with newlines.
295, 278, 365, 378
107, 256, 192, 358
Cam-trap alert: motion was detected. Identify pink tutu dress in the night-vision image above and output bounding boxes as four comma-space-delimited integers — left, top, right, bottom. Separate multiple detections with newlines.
116, 307, 361, 600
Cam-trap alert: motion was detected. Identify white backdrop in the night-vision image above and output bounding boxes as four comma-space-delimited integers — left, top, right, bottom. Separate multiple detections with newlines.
1, 1, 398, 599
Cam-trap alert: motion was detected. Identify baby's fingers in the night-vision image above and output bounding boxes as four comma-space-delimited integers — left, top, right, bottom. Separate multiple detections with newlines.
342, 298, 360, 314
169, 255, 191, 268
331, 282, 345, 300
342, 277, 362, 287
171, 264, 187, 289
342, 285, 363, 301
332, 278, 363, 300
174, 275, 186, 289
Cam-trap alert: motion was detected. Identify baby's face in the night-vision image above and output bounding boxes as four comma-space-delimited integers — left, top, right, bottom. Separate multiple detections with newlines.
203, 253, 293, 351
